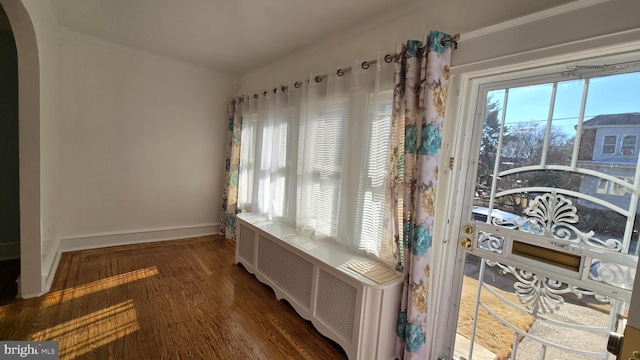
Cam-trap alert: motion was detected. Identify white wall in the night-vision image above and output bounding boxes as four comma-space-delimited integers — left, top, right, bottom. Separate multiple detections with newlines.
6, 0, 235, 297
28, 0, 60, 285
239, 0, 640, 92
238, 0, 576, 93
451, 0, 640, 73
56, 31, 234, 249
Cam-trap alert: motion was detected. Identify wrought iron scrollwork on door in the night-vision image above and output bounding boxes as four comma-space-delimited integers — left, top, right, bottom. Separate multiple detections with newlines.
486, 260, 610, 315
492, 192, 623, 251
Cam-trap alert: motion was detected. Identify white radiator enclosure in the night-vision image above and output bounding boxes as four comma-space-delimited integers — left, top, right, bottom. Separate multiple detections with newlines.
235, 213, 403, 360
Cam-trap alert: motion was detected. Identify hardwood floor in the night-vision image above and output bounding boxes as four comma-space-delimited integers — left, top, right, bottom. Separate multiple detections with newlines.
0, 236, 348, 359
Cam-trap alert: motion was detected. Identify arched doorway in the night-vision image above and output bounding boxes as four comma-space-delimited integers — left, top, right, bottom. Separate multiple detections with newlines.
0, 0, 42, 298
0, 5, 20, 302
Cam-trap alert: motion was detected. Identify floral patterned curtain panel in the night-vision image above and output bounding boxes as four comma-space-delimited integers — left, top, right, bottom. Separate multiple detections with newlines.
221, 97, 243, 240
389, 31, 452, 359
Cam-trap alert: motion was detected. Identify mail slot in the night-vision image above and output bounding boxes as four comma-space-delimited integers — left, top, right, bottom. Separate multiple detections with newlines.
512, 241, 581, 272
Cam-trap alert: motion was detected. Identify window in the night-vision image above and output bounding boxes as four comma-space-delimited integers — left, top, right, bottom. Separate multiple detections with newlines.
610, 177, 633, 196
238, 102, 258, 212
473, 65, 640, 254
298, 96, 347, 238
266, 104, 297, 221
355, 94, 393, 256
602, 135, 617, 155
596, 179, 608, 194
239, 58, 396, 265
621, 135, 636, 156
240, 92, 299, 224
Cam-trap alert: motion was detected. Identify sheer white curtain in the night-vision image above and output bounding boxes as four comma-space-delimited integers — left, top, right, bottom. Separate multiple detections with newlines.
239, 54, 395, 266
297, 72, 348, 239
254, 89, 294, 222
348, 58, 395, 265
238, 97, 256, 213
239, 87, 301, 224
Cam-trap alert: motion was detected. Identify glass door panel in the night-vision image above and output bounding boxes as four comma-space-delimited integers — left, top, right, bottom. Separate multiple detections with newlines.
454, 67, 640, 360
455, 253, 626, 360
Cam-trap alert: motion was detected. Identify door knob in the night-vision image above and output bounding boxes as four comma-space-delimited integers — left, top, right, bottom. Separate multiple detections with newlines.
460, 238, 472, 248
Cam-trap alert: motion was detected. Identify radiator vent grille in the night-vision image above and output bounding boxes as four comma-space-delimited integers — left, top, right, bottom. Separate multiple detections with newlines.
238, 226, 256, 266
257, 236, 313, 309
315, 269, 357, 344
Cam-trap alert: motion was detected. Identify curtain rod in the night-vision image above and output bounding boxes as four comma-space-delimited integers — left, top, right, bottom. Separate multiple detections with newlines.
250, 33, 459, 99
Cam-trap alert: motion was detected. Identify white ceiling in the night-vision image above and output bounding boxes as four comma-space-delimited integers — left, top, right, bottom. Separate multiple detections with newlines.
49, 0, 577, 75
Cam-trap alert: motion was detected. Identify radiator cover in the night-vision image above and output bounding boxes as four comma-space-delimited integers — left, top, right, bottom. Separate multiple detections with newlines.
257, 235, 314, 310
235, 213, 403, 360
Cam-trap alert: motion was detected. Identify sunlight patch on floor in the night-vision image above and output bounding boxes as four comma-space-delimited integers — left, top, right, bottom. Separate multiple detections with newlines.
30, 300, 139, 358
41, 267, 159, 307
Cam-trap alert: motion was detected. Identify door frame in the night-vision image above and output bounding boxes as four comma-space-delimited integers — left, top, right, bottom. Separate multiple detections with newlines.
436, 42, 640, 359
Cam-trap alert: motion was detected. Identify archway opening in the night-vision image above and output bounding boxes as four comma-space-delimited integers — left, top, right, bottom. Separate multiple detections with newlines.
0, 0, 42, 299
0, 4, 20, 302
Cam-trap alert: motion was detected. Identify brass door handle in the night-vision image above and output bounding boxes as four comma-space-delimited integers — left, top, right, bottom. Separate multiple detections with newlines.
460, 238, 472, 248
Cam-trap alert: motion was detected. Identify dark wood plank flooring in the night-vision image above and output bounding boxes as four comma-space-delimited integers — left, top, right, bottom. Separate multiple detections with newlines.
0, 235, 348, 359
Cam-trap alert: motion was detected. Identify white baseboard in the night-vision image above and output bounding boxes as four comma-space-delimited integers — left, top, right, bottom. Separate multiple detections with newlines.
0, 242, 20, 261
42, 248, 62, 296
28, 223, 221, 297
59, 223, 221, 252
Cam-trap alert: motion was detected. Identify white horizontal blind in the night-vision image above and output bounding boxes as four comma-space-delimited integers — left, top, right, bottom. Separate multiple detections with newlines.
337, 59, 395, 266
298, 74, 349, 239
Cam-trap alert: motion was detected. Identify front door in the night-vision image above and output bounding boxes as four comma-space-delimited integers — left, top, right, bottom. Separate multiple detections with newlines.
452, 61, 640, 359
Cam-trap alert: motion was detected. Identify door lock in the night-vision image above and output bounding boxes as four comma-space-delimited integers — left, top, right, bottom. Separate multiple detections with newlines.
463, 225, 474, 234
460, 238, 472, 248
